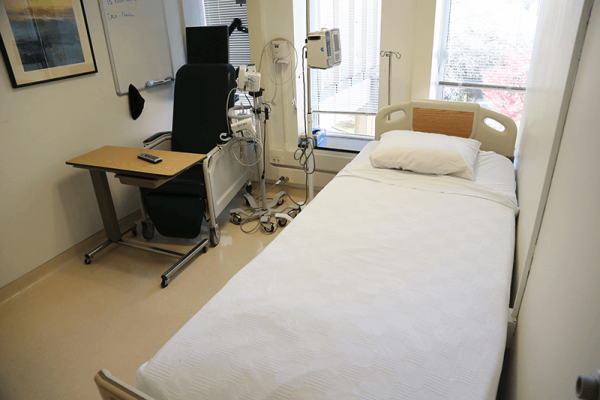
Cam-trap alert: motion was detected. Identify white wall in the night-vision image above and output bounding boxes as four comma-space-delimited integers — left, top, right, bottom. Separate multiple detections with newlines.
411, 0, 437, 100
378, 0, 415, 107
511, 0, 590, 308
505, 3, 600, 397
0, 0, 186, 288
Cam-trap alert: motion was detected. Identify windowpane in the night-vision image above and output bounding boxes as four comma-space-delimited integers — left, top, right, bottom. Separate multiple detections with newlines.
441, 86, 526, 124
317, 113, 376, 137
310, 0, 382, 128
438, 0, 540, 122
203, 0, 250, 68
203, 0, 250, 107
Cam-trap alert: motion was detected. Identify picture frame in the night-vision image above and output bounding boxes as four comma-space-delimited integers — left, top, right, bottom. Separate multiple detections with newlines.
0, 0, 97, 88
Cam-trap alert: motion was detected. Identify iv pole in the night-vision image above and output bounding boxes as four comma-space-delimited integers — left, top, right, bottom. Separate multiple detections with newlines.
305, 0, 315, 202
380, 51, 401, 118
229, 90, 298, 232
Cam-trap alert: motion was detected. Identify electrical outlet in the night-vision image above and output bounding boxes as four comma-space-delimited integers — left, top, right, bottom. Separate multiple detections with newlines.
269, 150, 284, 165
272, 40, 287, 59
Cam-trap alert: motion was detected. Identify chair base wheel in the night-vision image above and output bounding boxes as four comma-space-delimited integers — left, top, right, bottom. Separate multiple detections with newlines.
230, 214, 242, 225
209, 225, 220, 246
262, 222, 275, 233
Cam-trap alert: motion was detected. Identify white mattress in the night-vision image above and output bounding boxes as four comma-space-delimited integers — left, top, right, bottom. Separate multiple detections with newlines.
137, 144, 517, 400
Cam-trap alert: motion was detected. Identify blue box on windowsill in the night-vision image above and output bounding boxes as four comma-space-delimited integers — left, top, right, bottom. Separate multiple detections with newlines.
300, 129, 326, 147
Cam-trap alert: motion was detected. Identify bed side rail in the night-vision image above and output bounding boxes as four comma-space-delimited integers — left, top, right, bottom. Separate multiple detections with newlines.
203, 144, 249, 235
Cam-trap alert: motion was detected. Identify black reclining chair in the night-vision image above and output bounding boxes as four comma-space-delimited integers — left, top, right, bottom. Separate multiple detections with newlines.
139, 63, 236, 285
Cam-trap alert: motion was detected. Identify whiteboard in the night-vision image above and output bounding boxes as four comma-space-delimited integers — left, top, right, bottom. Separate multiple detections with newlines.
98, 0, 174, 95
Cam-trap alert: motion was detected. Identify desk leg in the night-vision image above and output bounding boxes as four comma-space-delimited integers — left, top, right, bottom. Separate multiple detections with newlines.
84, 170, 138, 264
89, 169, 122, 242
160, 239, 209, 288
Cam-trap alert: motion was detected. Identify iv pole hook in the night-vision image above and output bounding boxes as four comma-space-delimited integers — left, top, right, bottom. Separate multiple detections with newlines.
380, 51, 401, 119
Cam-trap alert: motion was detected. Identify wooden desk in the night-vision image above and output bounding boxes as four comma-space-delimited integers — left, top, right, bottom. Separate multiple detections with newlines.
66, 146, 207, 288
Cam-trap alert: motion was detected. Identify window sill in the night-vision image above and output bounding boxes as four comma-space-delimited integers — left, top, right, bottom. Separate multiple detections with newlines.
310, 136, 372, 154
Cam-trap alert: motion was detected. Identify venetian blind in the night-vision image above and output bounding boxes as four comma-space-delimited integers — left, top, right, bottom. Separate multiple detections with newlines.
203, 0, 250, 68
440, 0, 540, 90
311, 0, 382, 115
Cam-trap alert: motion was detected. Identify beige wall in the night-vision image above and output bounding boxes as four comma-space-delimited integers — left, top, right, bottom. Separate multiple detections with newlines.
0, 0, 186, 288
0, 0, 436, 287
506, 2, 600, 397
247, 0, 434, 188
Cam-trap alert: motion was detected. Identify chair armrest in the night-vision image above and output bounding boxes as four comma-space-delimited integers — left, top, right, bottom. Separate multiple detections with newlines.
143, 131, 172, 149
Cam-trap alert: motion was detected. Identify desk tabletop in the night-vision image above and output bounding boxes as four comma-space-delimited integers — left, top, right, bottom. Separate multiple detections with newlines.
66, 146, 206, 178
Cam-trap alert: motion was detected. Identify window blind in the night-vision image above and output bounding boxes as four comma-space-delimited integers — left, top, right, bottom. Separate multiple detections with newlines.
310, 0, 382, 115
203, 0, 250, 68
440, 0, 540, 90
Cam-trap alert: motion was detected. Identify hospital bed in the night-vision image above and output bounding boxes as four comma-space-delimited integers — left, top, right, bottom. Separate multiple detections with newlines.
99, 100, 519, 400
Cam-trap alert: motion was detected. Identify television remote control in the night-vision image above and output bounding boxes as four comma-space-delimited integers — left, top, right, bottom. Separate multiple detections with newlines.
137, 153, 163, 164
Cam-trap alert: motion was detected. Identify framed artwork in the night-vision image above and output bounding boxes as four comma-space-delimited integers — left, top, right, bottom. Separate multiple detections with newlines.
0, 0, 97, 88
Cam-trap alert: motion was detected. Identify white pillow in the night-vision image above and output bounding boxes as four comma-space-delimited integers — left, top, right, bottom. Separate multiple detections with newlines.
369, 130, 482, 180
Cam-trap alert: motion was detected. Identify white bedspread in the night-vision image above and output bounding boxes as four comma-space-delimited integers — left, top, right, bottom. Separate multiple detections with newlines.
137, 148, 517, 400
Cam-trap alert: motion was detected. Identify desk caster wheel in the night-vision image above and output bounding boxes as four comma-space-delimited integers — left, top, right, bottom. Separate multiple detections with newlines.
84, 256, 92, 265
277, 218, 287, 227
141, 220, 155, 240
161, 279, 169, 288
209, 226, 220, 246
262, 222, 275, 233
230, 214, 242, 225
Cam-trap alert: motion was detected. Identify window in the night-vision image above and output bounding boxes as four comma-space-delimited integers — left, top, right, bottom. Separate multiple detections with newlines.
202, 0, 251, 107
202, 0, 250, 68
310, 0, 382, 138
435, 0, 541, 124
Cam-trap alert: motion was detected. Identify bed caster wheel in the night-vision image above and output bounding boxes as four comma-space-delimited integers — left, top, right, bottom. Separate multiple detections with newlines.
161, 279, 169, 288
230, 214, 242, 225
262, 222, 275, 233
245, 183, 253, 194
202, 245, 208, 254
209, 226, 220, 246
277, 198, 284, 206
84, 256, 92, 265
141, 220, 155, 240
277, 218, 287, 227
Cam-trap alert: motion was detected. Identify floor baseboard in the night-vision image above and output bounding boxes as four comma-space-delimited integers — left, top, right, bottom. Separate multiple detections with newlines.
0, 210, 142, 305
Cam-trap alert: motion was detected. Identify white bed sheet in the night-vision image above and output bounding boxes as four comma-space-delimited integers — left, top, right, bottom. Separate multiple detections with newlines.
137, 145, 517, 400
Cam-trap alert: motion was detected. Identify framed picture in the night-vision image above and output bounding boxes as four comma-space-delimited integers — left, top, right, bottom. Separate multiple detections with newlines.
0, 0, 97, 88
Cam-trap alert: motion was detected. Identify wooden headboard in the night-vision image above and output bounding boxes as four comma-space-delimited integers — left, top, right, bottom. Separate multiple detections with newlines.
375, 100, 518, 158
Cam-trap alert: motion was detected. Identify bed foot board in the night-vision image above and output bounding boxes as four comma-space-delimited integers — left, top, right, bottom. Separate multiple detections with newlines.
95, 369, 156, 400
